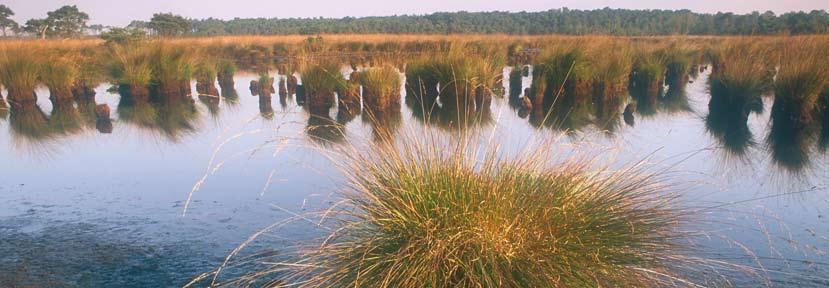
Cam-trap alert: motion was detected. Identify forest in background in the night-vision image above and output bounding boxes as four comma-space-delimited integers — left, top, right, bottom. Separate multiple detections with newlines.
2, 5, 829, 39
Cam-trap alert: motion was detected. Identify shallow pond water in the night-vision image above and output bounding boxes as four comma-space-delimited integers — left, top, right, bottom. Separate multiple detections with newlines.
1, 68, 828, 287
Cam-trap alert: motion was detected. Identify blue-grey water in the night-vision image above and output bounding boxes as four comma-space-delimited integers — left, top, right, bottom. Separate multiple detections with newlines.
1, 69, 827, 287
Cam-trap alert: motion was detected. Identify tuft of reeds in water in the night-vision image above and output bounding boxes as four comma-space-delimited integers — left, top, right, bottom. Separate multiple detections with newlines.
0, 48, 41, 108
590, 42, 633, 104
708, 42, 773, 100
630, 50, 666, 103
40, 54, 80, 103
148, 42, 195, 98
301, 62, 345, 111
270, 131, 695, 287
771, 39, 829, 126
194, 58, 219, 97
664, 45, 694, 89
538, 47, 593, 103
108, 44, 152, 101
358, 65, 401, 113
405, 58, 440, 111
217, 59, 237, 90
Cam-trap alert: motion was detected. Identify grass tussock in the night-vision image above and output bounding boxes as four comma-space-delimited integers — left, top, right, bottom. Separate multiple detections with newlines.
148, 43, 195, 96
301, 62, 345, 109
772, 39, 829, 125
663, 45, 694, 87
359, 65, 401, 110
708, 41, 774, 98
40, 54, 80, 101
108, 44, 152, 99
271, 133, 692, 287
0, 48, 41, 105
589, 42, 633, 101
631, 51, 667, 96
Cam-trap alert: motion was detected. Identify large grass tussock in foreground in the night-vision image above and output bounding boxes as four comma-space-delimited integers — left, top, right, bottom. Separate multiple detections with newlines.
274, 133, 693, 287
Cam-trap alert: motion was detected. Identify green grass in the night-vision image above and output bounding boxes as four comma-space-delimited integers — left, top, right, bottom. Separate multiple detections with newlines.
276, 134, 690, 287
194, 59, 218, 84
301, 62, 345, 95
405, 57, 441, 107
708, 42, 773, 99
359, 65, 401, 109
631, 51, 666, 94
301, 62, 345, 109
772, 40, 829, 125
538, 48, 592, 98
108, 44, 153, 88
590, 43, 633, 101
148, 42, 195, 94
664, 46, 693, 87
0, 48, 41, 105
40, 55, 80, 101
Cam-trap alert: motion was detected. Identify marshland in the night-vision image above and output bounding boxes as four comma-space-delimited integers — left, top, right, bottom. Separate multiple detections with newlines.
3, 3, 829, 287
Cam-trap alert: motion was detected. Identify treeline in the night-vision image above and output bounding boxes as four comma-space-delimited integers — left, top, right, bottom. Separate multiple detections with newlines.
180, 9, 829, 36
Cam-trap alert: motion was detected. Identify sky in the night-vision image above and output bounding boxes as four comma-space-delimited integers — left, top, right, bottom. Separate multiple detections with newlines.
7, 0, 829, 27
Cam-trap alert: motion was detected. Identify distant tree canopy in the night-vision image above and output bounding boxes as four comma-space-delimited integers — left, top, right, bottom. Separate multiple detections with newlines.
23, 5, 88, 39
185, 8, 829, 36
47, 5, 89, 37
100, 27, 146, 44
148, 13, 191, 36
0, 5, 18, 37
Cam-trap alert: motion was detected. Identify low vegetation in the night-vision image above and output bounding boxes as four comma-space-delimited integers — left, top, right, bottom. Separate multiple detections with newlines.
230, 132, 698, 287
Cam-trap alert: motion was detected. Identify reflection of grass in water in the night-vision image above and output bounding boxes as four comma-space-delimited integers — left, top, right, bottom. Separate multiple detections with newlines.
705, 106, 755, 158
198, 95, 221, 120
767, 115, 819, 174
117, 98, 158, 129
156, 99, 199, 141
9, 105, 51, 141
48, 102, 84, 135
117, 95, 201, 142
306, 110, 344, 144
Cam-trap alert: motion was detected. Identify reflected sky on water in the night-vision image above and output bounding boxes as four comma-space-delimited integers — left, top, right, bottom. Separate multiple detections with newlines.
1, 68, 828, 286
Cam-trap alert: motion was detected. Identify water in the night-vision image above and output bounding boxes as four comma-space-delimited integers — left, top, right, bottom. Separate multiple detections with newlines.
1, 69, 827, 287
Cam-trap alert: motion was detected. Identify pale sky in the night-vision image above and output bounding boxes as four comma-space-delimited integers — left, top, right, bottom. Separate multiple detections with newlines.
8, 0, 829, 27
